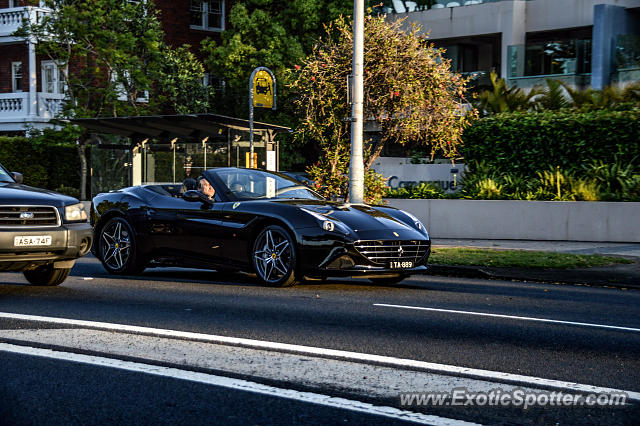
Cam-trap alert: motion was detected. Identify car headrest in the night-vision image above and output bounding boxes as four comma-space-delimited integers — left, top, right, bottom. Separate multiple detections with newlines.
182, 178, 197, 192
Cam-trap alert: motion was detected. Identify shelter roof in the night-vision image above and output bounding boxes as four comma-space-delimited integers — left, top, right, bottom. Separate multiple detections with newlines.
67, 113, 291, 140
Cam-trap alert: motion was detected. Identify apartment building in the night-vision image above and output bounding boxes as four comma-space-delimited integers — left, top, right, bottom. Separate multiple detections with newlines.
0, 0, 229, 133
393, 0, 640, 90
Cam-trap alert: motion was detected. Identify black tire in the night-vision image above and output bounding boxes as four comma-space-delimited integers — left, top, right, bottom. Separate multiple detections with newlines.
98, 217, 145, 275
23, 265, 71, 286
252, 225, 298, 287
368, 275, 408, 285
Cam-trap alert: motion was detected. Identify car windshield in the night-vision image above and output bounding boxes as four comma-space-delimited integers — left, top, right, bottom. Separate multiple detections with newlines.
212, 169, 323, 201
0, 164, 15, 183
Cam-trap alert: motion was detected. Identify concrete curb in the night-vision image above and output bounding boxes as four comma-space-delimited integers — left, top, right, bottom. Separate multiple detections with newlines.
428, 262, 640, 289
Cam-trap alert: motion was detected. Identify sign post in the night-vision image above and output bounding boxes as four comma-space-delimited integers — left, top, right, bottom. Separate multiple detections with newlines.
249, 67, 276, 169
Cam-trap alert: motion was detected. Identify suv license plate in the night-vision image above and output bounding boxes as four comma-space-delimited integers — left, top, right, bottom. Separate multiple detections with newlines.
14, 236, 52, 247
389, 261, 413, 269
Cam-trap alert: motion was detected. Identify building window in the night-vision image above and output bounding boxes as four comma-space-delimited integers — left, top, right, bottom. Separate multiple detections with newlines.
41, 61, 65, 94
12, 62, 22, 92
190, 1, 224, 31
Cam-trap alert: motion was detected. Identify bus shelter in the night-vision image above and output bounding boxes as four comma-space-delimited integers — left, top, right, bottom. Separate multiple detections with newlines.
69, 114, 291, 197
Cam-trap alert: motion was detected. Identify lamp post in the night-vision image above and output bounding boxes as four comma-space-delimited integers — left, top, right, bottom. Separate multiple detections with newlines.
349, 0, 365, 204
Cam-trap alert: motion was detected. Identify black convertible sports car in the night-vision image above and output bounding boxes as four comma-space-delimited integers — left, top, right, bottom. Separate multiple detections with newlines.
91, 167, 430, 286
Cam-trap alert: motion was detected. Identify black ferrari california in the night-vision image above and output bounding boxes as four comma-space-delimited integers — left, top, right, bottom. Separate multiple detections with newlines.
91, 168, 430, 286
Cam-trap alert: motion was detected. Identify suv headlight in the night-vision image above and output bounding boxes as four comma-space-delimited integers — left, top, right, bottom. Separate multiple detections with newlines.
64, 203, 88, 222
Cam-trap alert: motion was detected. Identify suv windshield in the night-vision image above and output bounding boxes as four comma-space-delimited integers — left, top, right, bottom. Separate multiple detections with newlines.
0, 164, 15, 183
212, 169, 323, 201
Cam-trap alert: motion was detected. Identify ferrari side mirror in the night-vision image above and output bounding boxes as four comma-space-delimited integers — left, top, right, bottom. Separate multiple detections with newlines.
183, 190, 213, 205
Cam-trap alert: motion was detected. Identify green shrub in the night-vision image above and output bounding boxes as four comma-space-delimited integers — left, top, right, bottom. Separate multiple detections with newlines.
387, 182, 445, 199
462, 110, 640, 178
0, 136, 80, 191
584, 158, 637, 201
55, 185, 81, 199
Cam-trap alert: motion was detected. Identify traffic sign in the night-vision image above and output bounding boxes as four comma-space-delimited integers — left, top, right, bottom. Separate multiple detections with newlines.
252, 70, 274, 108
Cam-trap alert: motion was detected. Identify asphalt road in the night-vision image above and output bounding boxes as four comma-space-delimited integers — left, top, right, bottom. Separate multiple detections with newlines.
0, 255, 639, 425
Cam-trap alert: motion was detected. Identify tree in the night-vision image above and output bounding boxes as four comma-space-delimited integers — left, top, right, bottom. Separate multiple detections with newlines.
290, 15, 475, 202
201, 1, 355, 115
157, 46, 215, 115
16, 0, 210, 199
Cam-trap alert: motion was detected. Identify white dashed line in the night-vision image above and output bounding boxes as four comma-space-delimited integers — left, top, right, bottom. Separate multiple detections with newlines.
373, 303, 640, 333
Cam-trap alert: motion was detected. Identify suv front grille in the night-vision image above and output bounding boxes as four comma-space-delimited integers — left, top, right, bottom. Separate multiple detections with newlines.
0, 206, 59, 227
354, 240, 429, 265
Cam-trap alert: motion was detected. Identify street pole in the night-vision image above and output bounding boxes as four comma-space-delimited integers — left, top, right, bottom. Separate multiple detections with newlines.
171, 138, 177, 183
249, 87, 254, 169
349, 0, 365, 204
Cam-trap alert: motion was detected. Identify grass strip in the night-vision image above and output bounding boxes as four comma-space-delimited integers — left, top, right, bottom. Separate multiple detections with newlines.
429, 247, 633, 269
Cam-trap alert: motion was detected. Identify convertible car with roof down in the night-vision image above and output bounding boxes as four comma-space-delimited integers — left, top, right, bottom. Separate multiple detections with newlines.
91, 167, 430, 287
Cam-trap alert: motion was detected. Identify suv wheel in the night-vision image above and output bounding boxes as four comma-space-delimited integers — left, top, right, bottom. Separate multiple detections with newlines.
23, 265, 71, 286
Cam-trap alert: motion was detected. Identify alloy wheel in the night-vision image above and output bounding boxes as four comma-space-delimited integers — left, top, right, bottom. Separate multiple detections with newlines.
253, 226, 295, 286
100, 219, 132, 271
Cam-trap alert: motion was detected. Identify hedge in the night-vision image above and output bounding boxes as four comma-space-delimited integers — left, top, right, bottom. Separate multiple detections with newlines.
0, 136, 81, 191
462, 110, 640, 176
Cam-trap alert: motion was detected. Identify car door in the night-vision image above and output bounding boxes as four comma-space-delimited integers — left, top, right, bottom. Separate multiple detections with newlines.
143, 189, 225, 265
174, 197, 227, 265
215, 201, 260, 266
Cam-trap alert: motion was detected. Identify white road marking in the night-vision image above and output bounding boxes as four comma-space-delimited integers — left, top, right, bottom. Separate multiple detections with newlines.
0, 343, 477, 426
373, 303, 640, 333
0, 311, 638, 401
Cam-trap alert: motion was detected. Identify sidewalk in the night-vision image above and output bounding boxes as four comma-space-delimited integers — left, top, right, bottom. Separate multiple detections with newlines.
429, 239, 640, 289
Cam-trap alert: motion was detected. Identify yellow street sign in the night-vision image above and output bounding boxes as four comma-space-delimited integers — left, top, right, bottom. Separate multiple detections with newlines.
253, 70, 274, 108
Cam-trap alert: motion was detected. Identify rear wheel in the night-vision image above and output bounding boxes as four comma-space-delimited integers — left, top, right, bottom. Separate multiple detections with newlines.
252, 225, 298, 287
23, 265, 71, 286
98, 217, 145, 275
368, 274, 408, 285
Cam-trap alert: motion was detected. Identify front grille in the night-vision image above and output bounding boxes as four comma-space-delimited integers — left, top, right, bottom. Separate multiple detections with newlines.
0, 206, 59, 227
354, 240, 429, 265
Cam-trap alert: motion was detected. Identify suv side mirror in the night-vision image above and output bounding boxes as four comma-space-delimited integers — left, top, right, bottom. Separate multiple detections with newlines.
10, 172, 23, 184
182, 190, 213, 205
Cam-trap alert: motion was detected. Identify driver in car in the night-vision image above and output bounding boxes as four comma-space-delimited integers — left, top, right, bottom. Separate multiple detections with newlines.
197, 177, 216, 201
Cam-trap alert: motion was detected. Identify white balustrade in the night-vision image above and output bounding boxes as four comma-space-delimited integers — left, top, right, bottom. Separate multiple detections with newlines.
37, 93, 65, 119
0, 93, 27, 118
0, 92, 66, 121
0, 7, 51, 38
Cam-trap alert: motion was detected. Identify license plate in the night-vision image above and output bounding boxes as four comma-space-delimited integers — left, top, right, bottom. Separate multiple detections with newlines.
14, 236, 52, 247
389, 260, 413, 269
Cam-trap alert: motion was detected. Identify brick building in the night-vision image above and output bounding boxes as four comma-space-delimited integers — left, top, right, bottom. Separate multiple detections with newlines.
0, 0, 230, 132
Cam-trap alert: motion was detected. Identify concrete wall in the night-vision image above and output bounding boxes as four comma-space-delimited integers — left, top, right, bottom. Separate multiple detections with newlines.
386, 199, 640, 242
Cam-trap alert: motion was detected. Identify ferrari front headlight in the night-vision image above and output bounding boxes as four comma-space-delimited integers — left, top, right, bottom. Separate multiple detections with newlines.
64, 203, 88, 222
301, 208, 343, 233
403, 210, 428, 235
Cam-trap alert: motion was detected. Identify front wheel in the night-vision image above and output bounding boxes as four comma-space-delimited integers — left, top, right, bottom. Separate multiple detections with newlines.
98, 217, 145, 275
252, 225, 298, 287
23, 265, 71, 286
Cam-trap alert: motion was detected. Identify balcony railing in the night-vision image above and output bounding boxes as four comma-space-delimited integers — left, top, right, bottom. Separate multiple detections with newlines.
0, 6, 51, 39
0, 92, 65, 120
